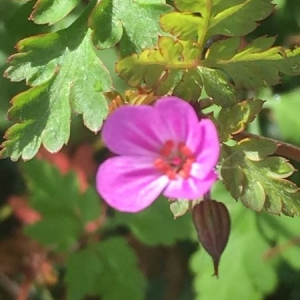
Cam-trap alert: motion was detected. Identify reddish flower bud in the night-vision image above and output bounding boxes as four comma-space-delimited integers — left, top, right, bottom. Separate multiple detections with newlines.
192, 200, 231, 277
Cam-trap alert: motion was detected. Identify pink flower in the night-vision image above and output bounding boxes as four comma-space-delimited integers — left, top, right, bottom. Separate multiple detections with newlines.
96, 97, 220, 213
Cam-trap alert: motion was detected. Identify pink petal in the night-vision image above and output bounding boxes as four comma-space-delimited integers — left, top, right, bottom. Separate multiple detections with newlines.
96, 156, 169, 212
155, 97, 200, 143
163, 171, 217, 199
192, 119, 220, 173
102, 105, 166, 156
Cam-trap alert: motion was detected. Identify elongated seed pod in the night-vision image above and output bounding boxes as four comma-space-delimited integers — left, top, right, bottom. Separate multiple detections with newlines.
192, 200, 231, 277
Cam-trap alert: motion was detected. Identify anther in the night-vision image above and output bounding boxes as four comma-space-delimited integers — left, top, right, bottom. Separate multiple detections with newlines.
154, 158, 177, 180
178, 142, 194, 157
160, 140, 174, 157
154, 141, 196, 180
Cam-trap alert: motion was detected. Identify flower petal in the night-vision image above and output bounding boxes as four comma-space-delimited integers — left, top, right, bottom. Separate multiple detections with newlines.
102, 105, 166, 156
191, 119, 220, 174
154, 97, 200, 143
96, 156, 169, 212
163, 171, 217, 199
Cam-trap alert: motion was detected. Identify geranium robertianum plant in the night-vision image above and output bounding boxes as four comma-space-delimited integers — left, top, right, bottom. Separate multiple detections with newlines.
3, 0, 300, 299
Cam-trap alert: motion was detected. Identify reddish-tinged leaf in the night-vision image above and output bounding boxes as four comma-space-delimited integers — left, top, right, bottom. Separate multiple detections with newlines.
37, 144, 96, 192
8, 196, 41, 224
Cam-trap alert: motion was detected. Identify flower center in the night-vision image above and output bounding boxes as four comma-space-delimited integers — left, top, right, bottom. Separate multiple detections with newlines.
154, 140, 196, 180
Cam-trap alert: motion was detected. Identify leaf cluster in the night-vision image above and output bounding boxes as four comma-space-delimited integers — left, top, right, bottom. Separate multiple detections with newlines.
3, 1, 300, 298
23, 159, 101, 251
22, 158, 149, 299
3, 0, 300, 223
116, 0, 300, 100
221, 138, 300, 217
4, 0, 300, 161
66, 238, 146, 300
1, 0, 170, 160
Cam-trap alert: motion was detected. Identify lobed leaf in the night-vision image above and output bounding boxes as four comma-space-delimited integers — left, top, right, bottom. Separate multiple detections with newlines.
116, 36, 237, 103
172, 70, 203, 101
90, 0, 171, 55
23, 159, 101, 251
89, 0, 123, 49
218, 99, 264, 141
238, 138, 278, 160
116, 36, 200, 86
198, 67, 236, 107
30, 0, 82, 24
2, 6, 112, 161
221, 138, 300, 216
203, 37, 300, 90
66, 238, 145, 300
160, 0, 274, 46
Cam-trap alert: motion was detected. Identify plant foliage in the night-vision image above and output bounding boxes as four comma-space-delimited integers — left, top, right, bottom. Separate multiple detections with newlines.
3, 0, 300, 299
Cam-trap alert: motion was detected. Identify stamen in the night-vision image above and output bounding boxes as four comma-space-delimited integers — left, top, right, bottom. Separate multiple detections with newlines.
166, 169, 177, 180
179, 158, 195, 179
160, 140, 174, 157
154, 141, 196, 180
154, 158, 167, 170
178, 142, 194, 157
154, 158, 177, 180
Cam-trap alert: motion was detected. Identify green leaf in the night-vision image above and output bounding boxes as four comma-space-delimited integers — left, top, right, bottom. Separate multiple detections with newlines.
116, 36, 209, 98
25, 217, 82, 251
66, 246, 103, 300
241, 179, 266, 211
218, 99, 264, 141
23, 159, 101, 251
203, 37, 300, 90
191, 184, 277, 300
160, 0, 273, 45
90, 0, 171, 54
172, 70, 203, 101
238, 138, 278, 160
116, 36, 200, 87
113, 196, 192, 246
170, 199, 191, 218
198, 67, 236, 107
65, 237, 146, 300
219, 158, 244, 200
221, 139, 300, 216
89, 0, 123, 49
2, 5, 112, 161
29, 0, 82, 25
